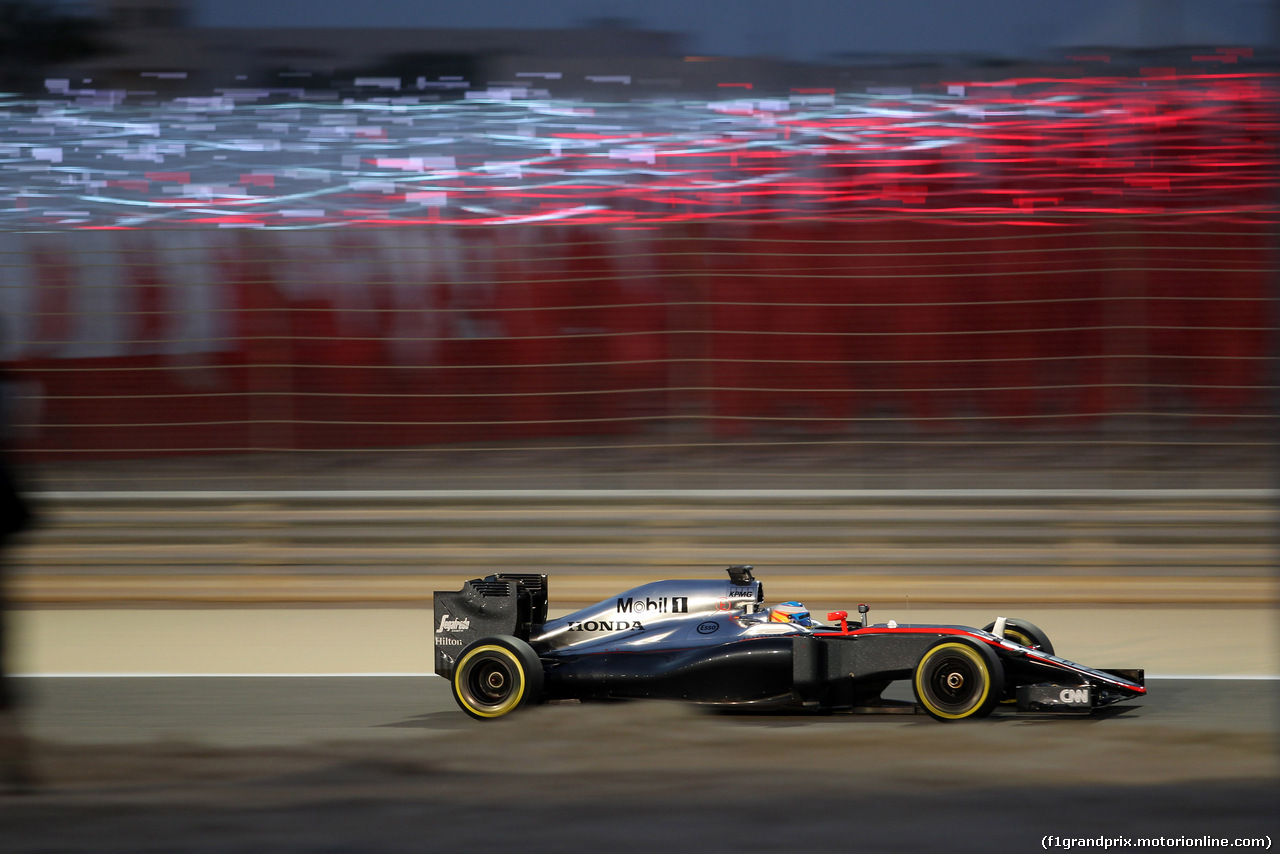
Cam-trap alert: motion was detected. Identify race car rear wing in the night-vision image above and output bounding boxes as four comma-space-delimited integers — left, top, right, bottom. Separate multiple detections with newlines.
433, 573, 549, 678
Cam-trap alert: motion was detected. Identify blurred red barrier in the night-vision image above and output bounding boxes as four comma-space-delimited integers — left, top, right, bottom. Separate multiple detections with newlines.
3, 214, 1272, 461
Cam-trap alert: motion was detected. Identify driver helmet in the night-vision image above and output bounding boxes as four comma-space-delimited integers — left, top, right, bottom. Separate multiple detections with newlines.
769, 601, 813, 626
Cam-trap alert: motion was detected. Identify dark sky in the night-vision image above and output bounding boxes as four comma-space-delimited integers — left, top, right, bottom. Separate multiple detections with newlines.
38, 0, 1269, 61
189, 0, 1267, 60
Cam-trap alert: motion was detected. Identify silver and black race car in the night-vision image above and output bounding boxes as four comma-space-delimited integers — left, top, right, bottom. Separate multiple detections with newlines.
433, 566, 1145, 721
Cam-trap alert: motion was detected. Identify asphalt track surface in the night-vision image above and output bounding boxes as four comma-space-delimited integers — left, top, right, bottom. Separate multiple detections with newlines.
1, 677, 1275, 852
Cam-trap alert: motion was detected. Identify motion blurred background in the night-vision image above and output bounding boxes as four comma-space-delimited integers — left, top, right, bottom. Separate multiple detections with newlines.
0, 1, 1275, 848
0, 0, 1274, 643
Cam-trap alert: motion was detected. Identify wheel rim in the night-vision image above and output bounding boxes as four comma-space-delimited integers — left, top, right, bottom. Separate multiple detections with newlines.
456, 646, 526, 718
916, 643, 990, 719
928, 655, 978, 707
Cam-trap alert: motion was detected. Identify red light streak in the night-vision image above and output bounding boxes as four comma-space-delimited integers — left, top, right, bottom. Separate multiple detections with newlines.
0, 71, 1271, 231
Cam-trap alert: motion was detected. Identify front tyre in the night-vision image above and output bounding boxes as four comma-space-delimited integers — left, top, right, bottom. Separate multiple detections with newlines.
983, 618, 1054, 656
451, 636, 544, 721
913, 639, 1004, 721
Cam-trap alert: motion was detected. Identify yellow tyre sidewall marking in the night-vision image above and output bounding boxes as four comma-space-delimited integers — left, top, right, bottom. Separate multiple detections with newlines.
456, 644, 526, 718
915, 642, 991, 720
1005, 629, 1034, 647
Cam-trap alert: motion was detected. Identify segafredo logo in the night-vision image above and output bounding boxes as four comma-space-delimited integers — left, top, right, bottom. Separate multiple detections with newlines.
437, 614, 470, 632
616, 596, 688, 614
1058, 688, 1090, 704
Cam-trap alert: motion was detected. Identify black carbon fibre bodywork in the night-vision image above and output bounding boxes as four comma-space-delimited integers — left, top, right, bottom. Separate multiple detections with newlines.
433, 573, 549, 678
543, 637, 795, 704
792, 632, 931, 708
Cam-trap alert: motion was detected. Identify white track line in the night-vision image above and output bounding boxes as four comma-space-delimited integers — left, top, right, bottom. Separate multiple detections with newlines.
14, 672, 439, 678
1128, 674, 1280, 681
13, 673, 1276, 680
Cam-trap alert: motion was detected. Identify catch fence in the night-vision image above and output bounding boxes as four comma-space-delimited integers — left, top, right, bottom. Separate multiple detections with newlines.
0, 216, 1273, 465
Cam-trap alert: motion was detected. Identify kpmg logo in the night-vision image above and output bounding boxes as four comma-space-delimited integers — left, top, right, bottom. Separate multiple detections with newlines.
616, 596, 688, 615
437, 614, 471, 633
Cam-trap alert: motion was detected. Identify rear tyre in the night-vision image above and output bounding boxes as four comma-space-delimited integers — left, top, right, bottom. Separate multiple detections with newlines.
451, 636, 544, 721
913, 639, 1004, 721
983, 618, 1054, 656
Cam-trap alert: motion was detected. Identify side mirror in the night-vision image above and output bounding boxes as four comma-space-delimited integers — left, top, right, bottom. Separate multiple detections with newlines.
826, 610, 848, 633
858, 603, 869, 628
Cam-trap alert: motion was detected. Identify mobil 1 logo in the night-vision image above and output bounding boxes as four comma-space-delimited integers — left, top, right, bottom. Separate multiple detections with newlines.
616, 596, 688, 615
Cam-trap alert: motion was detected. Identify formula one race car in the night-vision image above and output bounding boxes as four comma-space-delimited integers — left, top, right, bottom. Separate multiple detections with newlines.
433, 567, 1145, 721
